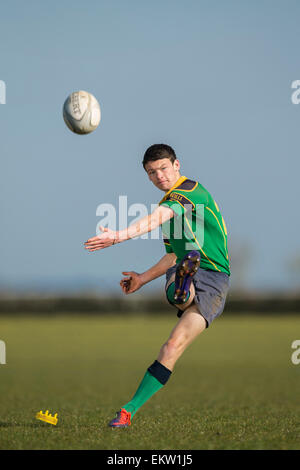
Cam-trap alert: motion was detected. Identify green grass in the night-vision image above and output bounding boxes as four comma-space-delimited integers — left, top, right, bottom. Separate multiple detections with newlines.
0, 313, 300, 449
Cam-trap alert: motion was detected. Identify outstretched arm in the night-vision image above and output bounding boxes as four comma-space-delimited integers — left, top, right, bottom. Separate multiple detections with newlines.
84, 204, 174, 252
120, 252, 177, 294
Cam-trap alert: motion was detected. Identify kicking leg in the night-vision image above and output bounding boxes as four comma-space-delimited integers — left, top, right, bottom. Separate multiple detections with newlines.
166, 272, 196, 311
166, 251, 200, 309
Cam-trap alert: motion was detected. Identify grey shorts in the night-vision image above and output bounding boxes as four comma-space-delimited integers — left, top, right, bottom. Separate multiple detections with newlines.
165, 265, 230, 328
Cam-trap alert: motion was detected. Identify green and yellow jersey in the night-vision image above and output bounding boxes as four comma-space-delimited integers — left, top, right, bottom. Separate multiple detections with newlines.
159, 176, 230, 275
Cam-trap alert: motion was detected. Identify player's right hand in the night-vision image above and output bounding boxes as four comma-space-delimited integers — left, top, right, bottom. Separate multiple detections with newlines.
84, 226, 116, 252
120, 271, 143, 294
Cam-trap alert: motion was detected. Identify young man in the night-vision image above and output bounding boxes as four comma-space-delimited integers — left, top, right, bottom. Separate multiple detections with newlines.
84, 144, 230, 428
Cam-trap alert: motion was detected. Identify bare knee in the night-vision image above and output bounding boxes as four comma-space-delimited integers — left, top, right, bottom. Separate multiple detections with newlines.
159, 335, 187, 359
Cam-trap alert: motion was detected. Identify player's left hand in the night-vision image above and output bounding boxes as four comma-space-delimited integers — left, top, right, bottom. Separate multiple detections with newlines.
84, 226, 117, 252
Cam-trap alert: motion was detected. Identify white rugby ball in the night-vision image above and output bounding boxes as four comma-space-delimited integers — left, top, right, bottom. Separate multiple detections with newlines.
63, 90, 101, 135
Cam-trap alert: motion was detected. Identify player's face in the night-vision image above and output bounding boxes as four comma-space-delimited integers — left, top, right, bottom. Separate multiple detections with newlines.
145, 158, 181, 192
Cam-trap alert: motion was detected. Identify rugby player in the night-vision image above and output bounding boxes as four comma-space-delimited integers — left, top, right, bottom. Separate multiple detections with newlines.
84, 144, 230, 428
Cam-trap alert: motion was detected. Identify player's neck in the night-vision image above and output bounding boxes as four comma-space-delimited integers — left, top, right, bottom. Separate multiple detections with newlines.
164, 174, 184, 193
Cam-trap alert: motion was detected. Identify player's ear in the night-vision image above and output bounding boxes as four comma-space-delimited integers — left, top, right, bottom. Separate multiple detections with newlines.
174, 159, 180, 171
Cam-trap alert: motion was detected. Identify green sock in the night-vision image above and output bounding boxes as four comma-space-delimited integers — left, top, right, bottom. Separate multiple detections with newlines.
123, 371, 164, 417
166, 281, 190, 304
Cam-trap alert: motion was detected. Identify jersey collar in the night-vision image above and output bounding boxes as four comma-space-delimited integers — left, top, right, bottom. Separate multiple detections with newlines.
158, 176, 187, 205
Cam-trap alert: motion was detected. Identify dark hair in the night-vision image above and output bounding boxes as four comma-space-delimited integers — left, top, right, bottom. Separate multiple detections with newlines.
142, 144, 176, 169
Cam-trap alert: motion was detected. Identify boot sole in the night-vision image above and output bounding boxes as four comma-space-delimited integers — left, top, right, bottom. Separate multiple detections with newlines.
174, 251, 200, 304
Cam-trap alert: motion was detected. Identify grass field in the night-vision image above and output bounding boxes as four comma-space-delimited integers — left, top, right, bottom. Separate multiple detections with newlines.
0, 313, 300, 450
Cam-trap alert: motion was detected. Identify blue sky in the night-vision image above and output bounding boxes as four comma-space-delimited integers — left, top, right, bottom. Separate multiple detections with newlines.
1, 0, 300, 293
